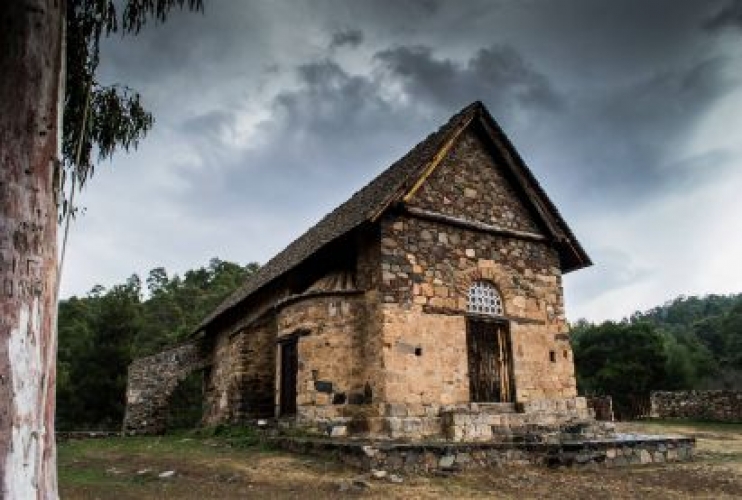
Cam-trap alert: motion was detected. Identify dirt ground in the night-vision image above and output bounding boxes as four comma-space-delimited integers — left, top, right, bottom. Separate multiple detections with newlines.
59, 420, 742, 499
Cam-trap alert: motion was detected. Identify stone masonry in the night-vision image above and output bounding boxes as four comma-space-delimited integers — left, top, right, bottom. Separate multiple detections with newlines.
124, 102, 596, 441
651, 390, 742, 422
123, 340, 209, 434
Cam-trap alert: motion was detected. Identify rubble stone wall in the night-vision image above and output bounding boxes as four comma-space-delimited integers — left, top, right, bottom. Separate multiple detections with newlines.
276, 292, 370, 426
651, 390, 742, 422
203, 317, 276, 425
276, 435, 695, 471
375, 124, 577, 409
414, 127, 543, 235
123, 339, 209, 435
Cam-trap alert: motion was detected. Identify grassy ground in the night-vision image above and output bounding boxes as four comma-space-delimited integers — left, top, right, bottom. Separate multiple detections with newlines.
59, 420, 742, 499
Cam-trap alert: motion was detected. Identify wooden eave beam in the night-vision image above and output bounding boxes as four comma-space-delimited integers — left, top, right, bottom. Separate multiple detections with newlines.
402, 205, 547, 242
370, 114, 475, 222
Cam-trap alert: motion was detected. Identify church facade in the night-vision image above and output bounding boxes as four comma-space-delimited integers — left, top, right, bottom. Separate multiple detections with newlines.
125, 101, 594, 440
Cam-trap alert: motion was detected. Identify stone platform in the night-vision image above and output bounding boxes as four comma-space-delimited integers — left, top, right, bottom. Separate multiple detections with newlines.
271, 434, 695, 472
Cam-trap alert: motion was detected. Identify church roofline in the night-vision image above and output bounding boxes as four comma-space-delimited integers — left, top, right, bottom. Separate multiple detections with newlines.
196, 101, 591, 333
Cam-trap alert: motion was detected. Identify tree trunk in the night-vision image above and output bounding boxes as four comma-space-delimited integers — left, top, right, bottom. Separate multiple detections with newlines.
0, 1, 64, 498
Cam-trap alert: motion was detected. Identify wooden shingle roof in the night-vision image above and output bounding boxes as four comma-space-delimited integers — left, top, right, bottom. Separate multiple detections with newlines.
197, 101, 590, 332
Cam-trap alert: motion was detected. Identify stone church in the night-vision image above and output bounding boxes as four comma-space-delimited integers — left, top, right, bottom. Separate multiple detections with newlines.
124, 101, 595, 440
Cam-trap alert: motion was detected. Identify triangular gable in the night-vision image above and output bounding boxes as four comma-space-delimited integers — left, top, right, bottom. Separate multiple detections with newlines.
374, 103, 590, 272
402, 126, 547, 237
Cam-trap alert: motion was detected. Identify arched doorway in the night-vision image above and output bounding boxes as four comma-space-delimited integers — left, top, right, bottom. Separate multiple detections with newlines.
466, 281, 514, 403
165, 369, 206, 431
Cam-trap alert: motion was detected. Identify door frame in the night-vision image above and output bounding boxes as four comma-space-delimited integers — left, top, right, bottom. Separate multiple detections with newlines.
465, 315, 515, 403
276, 329, 309, 417
278, 336, 299, 416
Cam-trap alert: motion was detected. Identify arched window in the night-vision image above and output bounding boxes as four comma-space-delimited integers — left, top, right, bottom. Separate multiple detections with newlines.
467, 281, 504, 316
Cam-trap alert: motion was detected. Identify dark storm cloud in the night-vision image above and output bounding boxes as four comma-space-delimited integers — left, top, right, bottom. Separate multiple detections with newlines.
375, 45, 562, 114
171, 59, 415, 222
173, 24, 737, 226
63, 0, 742, 321
552, 54, 737, 203
329, 29, 364, 49
173, 41, 564, 224
704, 0, 742, 31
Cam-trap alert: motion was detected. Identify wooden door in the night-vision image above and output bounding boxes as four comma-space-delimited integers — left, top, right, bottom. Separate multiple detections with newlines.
280, 339, 298, 416
466, 320, 514, 402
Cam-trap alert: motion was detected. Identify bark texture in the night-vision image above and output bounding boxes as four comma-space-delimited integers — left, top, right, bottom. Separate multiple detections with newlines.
0, 0, 64, 498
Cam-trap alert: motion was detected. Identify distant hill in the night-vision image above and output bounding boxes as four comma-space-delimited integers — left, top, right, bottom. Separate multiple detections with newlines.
571, 293, 742, 411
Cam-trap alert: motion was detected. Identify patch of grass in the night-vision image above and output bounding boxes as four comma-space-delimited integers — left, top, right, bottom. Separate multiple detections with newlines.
60, 421, 742, 500
188, 424, 262, 448
640, 419, 742, 433
58, 465, 113, 486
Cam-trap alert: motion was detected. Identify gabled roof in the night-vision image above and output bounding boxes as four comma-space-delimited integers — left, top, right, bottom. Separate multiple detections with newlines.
197, 101, 591, 332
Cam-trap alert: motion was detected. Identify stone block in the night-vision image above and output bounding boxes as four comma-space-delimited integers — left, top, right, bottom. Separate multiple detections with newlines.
329, 425, 347, 437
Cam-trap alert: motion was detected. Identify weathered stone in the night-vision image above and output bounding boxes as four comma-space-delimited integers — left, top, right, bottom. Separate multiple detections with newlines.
651, 390, 742, 422
439, 455, 455, 468
123, 341, 211, 435
330, 425, 347, 437
370, 469, 387, 479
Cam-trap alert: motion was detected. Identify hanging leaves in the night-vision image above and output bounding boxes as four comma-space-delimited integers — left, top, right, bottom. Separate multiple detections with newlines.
61, 0, 204, 214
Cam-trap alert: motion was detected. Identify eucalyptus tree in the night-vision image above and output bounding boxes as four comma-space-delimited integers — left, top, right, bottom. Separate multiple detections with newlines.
0, 1, 202, 497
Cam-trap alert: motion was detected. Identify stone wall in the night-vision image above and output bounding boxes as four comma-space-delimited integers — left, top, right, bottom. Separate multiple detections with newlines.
276, 292, 370, 427
651, 390, 742, 422
378, 214, 576, 406
203, 316, 276, 425
275, 435, 695, 472
414, 127, 543, 235
123, 339, 209, 435
202, 325, 236, 425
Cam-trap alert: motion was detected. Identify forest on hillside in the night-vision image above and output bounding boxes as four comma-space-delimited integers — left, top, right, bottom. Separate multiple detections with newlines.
56, 258, 742, 430
56, 258, 258, 430
572, 294, 742, 417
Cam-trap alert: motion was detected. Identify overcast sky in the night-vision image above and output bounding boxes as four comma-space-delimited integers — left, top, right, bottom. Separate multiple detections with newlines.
60, 0, 742, 321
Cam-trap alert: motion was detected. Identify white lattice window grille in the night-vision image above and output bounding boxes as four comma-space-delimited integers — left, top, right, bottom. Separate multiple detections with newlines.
467, 281, 504, 316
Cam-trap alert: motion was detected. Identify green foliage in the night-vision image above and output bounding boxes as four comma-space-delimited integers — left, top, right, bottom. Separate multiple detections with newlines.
573, 322, 668, 410
61, 0, 204, 215
572, 293, 742, 411
57, 258, 257, 431
165, 371, 204, 431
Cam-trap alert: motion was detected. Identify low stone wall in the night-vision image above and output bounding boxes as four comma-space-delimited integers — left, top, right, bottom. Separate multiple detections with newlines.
123, 339, 210, 435
651, 390, 742, 422
272, 435, 695, 472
